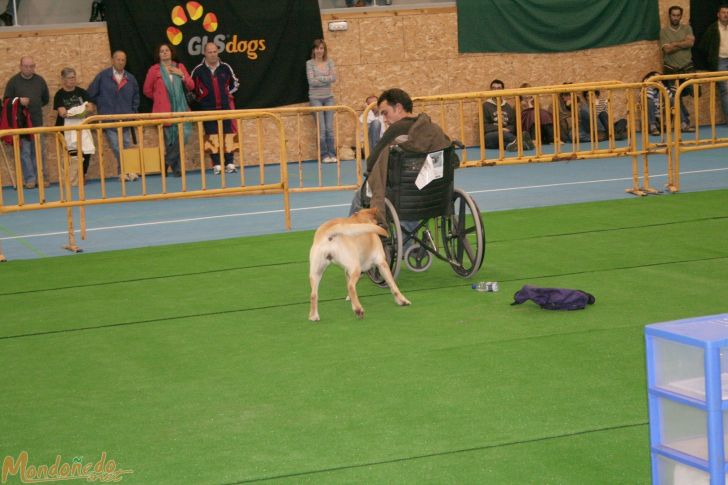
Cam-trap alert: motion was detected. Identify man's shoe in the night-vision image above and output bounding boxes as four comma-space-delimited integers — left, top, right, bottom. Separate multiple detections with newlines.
682, 123, 695, 133
173, 170, 182, 177
225, 163, 238, 173
649, 125, 660, 136
505, 140, 518, 152
522, 132, 535, 150
24, 182, 36, 189
213, 165, 222, 175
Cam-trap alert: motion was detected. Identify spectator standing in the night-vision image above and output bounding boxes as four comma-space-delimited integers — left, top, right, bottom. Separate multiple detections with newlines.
190, 41, 239, 175
86, 50, 140, 179
143, 43, 194, 177
660, 5, 695, 131
3, 55, 49, 188
306, 39, 337, 163
698, 4, 728, 123
54, 67, 96, 184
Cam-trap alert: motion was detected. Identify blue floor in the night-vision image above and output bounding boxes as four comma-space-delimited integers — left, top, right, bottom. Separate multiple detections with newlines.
1, 133, 727, 261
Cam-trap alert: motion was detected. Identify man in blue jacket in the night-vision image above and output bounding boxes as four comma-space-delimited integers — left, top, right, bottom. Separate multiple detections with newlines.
87, 50, 139, 178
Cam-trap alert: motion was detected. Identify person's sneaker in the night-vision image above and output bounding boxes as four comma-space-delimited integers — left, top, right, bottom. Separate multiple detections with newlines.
505, 139, 518, 152
649, 125, 660, 136
522, 132, 535, 150
225, 163, 238, 173
213, 165, 221, 175
124, 173, 139, 182
682, 123, 695, 133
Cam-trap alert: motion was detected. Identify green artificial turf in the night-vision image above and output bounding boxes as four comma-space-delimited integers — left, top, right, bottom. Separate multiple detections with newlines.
2, 189, 728, 484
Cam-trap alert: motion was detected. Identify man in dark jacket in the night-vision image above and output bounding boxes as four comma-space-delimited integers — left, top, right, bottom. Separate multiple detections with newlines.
697, 4, 728, 121
3, 55, 49, 189
190, 42, 240, 175
87, 50, 140, 178
482, 79, 533, 151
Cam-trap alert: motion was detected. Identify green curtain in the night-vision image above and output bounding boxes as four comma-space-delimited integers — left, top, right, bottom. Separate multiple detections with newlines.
457, 0, 660, 53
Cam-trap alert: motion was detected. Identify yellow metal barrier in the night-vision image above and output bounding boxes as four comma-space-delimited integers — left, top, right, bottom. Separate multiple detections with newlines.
671, 73, 728, 192
361, 81, 667, 196
0, 110, 290, 253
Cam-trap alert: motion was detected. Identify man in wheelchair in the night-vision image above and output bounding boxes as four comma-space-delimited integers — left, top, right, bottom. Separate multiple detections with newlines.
351, 88, 453, 224
349, 88, 485, 282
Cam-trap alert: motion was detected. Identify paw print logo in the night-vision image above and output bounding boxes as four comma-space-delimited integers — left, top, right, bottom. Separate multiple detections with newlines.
166, 1, 218, 46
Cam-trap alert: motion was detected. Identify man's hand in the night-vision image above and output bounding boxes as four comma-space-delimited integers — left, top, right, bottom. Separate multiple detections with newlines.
19, 97, 30, 107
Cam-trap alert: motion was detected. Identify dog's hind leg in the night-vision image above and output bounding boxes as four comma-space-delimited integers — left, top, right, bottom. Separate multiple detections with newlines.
375, 260, 411, 307
345, 268, 365, 319
309, 256, 328, 322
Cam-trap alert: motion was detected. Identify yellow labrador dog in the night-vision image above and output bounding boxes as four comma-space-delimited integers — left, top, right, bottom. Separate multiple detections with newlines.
309, 208, 411, 321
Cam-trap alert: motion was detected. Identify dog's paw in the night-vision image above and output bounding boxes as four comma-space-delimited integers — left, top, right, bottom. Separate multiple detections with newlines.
309, 313, 320, 322
398, 298, 411, 306
354, 308, 364, 319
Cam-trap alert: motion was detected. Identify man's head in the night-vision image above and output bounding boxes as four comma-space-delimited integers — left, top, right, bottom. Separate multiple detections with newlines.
377, 88, 413, 126
111, 51, 127, 72
490, 79, 505, 90
204, 42, 220, 65
19, 56, 35, 79
719, 5, 728, 26
668, 6, 683, 27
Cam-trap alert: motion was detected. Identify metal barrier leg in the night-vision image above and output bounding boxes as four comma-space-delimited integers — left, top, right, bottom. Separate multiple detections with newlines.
63, 207, 82, 253
0, 143, 17, 189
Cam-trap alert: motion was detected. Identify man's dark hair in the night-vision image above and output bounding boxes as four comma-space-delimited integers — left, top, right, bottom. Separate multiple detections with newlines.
720, 3, 728, 11
668, 5, 683, 16
490, 79, 505, 89
378, 88, 413, 113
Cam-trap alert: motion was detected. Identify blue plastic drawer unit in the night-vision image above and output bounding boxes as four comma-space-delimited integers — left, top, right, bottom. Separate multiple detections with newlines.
646, 314, 728, 485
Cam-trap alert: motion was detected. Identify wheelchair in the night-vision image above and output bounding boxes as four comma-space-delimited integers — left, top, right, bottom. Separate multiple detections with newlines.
363, 143, 486, 287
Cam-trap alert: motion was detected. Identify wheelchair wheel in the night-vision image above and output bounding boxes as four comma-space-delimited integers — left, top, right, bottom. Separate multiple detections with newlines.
404, 243, 433, 272
367, 198, 403, 287
440, 188, 485, 277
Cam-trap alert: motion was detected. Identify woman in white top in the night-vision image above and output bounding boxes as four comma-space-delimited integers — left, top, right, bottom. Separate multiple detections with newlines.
306, 39, 337, 163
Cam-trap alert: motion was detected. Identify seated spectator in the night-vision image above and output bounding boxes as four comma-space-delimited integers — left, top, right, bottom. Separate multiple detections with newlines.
360, 94, 384, 154
482, 79, 533, 151
642, 71, 692, 135
552, 83, 589, 143
579, 89, 609, 140
519, 83, 554, 145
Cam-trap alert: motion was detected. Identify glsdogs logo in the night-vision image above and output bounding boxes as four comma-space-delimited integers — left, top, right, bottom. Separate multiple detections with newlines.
166, 1, 266, 60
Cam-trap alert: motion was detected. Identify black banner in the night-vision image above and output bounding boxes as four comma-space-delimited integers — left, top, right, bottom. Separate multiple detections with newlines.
105, 0, 323, 112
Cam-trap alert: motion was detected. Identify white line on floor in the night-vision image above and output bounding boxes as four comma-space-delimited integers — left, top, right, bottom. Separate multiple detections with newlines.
1, 167, 726, 241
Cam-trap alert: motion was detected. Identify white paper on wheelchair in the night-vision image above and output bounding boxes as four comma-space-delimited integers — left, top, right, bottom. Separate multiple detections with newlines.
415, 150, 444, 190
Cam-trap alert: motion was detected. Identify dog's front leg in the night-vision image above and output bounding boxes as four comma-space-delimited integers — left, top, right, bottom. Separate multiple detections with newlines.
345, 269, 365, 319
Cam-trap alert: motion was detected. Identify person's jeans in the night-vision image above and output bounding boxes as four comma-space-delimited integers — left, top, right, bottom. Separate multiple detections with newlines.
579, 107, 608, 133
310, 96, 336, 159
484, 130, 516, 149
103, 127, 133, 174
368, 119, 382, 153
718, 57, 728, 124
20, 135, 44, 185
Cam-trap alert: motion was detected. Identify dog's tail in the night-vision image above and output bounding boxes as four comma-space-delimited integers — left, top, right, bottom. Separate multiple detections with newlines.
325, 223, 388, 240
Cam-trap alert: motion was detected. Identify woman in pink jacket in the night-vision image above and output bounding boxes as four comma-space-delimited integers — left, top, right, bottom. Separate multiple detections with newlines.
143, 43, 193, 177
